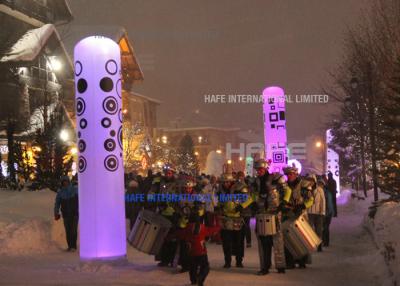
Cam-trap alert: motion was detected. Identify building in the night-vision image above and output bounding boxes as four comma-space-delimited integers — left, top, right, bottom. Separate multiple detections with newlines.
0, 0, 74, 170
0, 1, 160, 175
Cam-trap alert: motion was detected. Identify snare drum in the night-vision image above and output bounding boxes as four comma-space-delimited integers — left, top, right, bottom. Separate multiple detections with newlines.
128, 209, 172, 255
256, 213, 277, 236
220, 216, 243, 231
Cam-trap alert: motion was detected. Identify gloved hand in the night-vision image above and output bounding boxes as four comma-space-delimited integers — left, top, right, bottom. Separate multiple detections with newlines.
54, 214, 61, 221
235, 204, 244, 213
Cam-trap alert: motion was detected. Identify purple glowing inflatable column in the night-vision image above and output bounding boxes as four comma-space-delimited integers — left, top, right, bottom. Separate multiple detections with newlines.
74, 36, 126, 260
262, 86, 288, 173
326, 129, 340, 196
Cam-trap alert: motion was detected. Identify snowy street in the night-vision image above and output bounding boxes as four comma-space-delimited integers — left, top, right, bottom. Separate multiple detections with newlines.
0, 190, 388, 286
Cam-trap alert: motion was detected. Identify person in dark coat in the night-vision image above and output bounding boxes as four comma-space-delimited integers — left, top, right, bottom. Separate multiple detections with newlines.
54, 176, 79, 251
327, 172, 338, 217
322, 179, 335, 247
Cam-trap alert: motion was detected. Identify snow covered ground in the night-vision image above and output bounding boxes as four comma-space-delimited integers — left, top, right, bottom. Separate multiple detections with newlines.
365, 198, 400, 286
0, 188, 396, 286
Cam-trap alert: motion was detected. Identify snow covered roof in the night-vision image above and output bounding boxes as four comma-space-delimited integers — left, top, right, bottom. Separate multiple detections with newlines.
1, 24, 55, 62
0, 23, 73, 77
0, 24, 68, 63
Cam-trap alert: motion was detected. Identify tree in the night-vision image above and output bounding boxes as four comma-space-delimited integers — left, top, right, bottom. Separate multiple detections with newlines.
14, 140, 34, 183
326, 0, 400, 198
33, 104, 72, 191
176, 134, 199, 175
378, 57, 400, 196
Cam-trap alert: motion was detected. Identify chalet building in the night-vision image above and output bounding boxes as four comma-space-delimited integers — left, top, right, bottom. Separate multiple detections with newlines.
0, 0, 75, 149
0, 0, 159, 174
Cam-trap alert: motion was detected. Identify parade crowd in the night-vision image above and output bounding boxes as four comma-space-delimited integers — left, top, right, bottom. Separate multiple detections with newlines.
54, 160, 338, 286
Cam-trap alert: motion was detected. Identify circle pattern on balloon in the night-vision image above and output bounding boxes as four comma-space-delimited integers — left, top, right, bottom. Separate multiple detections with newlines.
102, 96, 118, 115
76, 97, 86, 116
77, 78, 87, 93
104, 155, 118, 172
101, 117, 112, 128
118, 109, 123, 123
80, 118, 87, 129
110, 130, 116, 137
100, 77, 113, 92
105, 60, 118, 75
116, 79, 122, 98
118, 126, 123, 149
104, 138, 116, 152
78, 139, 86, 152
75, 61, 82, 76
78, 156, 87, 173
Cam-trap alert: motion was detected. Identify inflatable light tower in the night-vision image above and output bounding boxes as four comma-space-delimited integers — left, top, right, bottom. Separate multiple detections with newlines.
74, 36, 126, 260
262, 86, 288, 173
326, 129, 340, 196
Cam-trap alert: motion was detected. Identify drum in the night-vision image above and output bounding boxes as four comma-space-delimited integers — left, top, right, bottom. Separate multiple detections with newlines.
281, 214, 321, 259
219, 216, 243, 231
256, 213, 277, 236
128, 209, 172, 255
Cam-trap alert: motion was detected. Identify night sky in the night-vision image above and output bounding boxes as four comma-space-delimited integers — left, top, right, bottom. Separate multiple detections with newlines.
67, 0, 366, 141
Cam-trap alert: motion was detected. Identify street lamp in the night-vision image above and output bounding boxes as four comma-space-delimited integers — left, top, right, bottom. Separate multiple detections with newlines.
48, 57, 62, 72
60, 129, 69, 142
315, 141, 322, 148
70, 147, 78, 155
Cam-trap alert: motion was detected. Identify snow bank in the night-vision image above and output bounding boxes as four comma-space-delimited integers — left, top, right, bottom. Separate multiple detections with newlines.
366, 200, 400, 286
0, 189, 66, 255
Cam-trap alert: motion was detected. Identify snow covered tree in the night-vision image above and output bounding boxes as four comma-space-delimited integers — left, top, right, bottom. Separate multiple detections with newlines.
378, 57, 400, 196
176, 134, 199, 175
33, 104, 72, 191
13, 140, 34, 183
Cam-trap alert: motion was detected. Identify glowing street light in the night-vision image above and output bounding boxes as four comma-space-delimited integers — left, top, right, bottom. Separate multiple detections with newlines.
315, 141, 322, 148
227, 159, 232, 164
216, 149, 222, 154
60, 129, 69, 142
48, 57, 62, 71
194, 151, 199, 156
161, 136, 168, 144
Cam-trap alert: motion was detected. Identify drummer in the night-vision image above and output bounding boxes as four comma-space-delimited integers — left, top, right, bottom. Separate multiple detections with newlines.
176, 177, 199, 272
254, 168, 290, 275
282, 166, 314, 269
219, 172, 253, 268
155, 165, 180, 267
